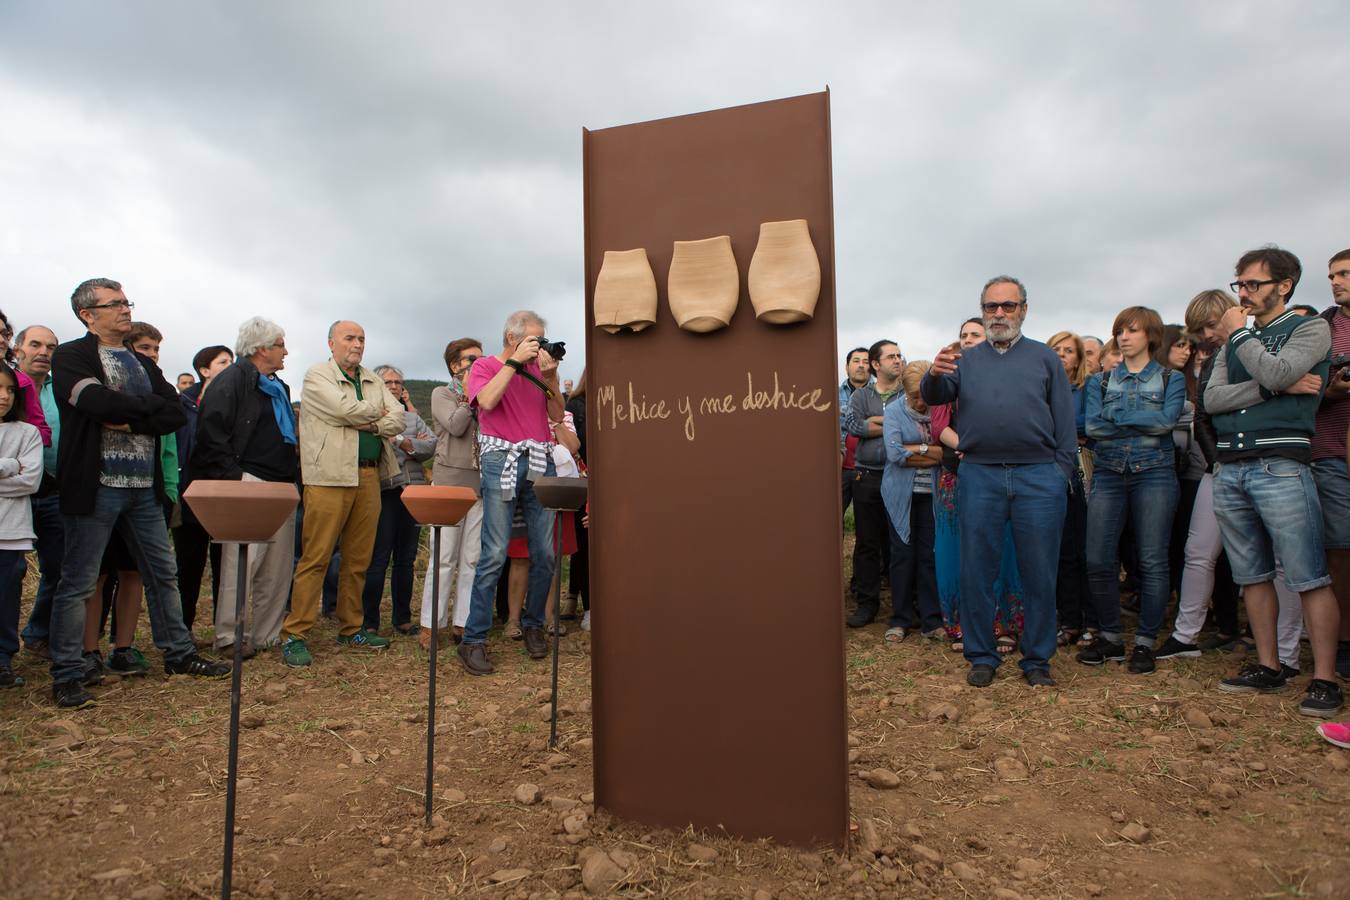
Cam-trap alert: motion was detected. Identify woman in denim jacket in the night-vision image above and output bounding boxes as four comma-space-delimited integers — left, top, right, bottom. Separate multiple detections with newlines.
1077, 306, 1186, 675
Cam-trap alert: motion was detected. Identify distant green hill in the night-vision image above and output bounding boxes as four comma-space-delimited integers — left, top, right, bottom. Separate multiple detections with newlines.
405, 378, 442, 421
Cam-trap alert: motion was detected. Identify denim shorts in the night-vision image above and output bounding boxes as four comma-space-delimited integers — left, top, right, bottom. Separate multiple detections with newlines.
1212, 457, 1330, 591
1312, 457, 1350, 550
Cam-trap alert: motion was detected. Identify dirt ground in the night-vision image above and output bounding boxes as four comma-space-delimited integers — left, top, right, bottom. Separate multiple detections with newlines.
3, 536, 1350, 900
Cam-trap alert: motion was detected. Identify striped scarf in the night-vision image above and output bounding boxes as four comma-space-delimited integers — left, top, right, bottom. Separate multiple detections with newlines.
477, 434, 552, 500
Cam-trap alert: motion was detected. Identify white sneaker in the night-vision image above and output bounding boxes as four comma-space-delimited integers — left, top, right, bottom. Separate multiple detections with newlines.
580, 610, 591, 632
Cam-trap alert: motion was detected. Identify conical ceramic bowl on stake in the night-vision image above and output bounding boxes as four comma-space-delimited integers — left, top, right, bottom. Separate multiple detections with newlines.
183, 480, 300, 543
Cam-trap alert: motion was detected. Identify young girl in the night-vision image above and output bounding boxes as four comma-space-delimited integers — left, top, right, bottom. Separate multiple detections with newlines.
0, 361, 45, 687
1079, 306, 1185, 675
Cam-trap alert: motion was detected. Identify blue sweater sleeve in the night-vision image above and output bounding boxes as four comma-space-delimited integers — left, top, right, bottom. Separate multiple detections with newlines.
1110, 370, 1187, 435
1048, 359, 1078, 478
920, 367, 958, 406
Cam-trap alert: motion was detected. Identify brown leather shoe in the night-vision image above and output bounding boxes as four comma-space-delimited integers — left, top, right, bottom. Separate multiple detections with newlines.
457, 642, 494, 676
522, 626, 548, 660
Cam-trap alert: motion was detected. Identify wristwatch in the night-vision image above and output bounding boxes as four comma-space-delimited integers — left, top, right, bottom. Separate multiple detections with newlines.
919, 443, 929, 455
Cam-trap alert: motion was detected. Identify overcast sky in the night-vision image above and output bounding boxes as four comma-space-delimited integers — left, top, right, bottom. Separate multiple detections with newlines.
2, 2, 1346, 388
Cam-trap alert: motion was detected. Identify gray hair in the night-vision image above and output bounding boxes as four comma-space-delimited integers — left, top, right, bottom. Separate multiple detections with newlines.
502, 310, 546, 345
70, 278, 122, 322
979, 275, 1028, 305
236, 316, 286, 358
372, 364, 403, 378
1081, 335, 1103, 345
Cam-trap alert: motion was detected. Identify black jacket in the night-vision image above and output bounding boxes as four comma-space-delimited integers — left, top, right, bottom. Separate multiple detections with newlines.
1193, 352, 1219, 472
191, 358, 292, 481
52, 331, 186, 516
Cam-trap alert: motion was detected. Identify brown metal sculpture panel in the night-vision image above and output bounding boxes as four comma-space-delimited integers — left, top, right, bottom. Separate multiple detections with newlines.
583, 90, 848, 848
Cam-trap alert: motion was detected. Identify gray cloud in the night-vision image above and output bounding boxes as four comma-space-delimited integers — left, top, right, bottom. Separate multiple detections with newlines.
2, 1, 1345, 385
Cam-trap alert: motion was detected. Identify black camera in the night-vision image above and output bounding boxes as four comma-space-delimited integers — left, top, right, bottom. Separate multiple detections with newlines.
536, 338, 567, 361
1332, 353, 1350, 381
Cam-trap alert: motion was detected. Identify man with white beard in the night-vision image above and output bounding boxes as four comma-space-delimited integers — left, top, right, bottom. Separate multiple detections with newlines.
921, 276, 1077, 689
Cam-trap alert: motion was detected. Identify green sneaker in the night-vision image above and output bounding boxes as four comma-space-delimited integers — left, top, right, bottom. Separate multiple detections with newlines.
337, 629, 390, 651
281, 636, 312, 667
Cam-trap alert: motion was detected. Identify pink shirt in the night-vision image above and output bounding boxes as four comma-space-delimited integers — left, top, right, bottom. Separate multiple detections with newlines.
466, 356, 551, 443
16, 369, 52, 447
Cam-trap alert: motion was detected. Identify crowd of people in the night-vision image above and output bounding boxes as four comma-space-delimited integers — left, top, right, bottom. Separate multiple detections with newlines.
841, 245, 1350, 748
0, 283, 588, 710
2, 246, 1348, 755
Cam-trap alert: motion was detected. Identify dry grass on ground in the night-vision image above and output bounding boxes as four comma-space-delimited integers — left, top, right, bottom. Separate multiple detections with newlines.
3, 539, 1350, 899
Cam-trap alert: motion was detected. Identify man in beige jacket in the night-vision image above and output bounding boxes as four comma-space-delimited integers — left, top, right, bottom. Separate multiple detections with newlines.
280, 320, 404, 667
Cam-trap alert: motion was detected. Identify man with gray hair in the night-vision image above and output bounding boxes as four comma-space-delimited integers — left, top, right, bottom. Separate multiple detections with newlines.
922, 276, 1077, 689
191, 317, 299, 657
278, 320, 404, 666
457, 310, 565, 675
48, 278, 229, 708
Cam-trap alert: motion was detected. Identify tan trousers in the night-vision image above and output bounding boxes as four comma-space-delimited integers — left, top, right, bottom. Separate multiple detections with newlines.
282, 468, 381, 640
214, 474, 298, 650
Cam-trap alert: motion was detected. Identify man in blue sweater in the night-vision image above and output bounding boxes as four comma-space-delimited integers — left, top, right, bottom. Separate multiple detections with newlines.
921, 276, 1077, 687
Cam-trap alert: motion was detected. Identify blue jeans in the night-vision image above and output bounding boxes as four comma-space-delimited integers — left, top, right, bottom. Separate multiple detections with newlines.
49, 486, 195, 684
463, 451, 556, 645
0, 549, 27, 665
19, 494, 63, 646
1311, 457, 1350, 550
1212, 457, 1329, 591
1085, 465, 1178, 644
361, 487, 423, 630
956, 462, 1067, 673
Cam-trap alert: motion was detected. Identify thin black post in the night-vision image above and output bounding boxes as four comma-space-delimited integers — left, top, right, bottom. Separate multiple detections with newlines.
425, 526, 441, 826
222, 543, 249, 900
549, 519, 563, 748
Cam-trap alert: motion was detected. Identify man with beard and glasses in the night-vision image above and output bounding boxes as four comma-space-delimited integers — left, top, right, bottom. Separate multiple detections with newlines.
1205, 246, 1340, 717
921, 276, 1076, 689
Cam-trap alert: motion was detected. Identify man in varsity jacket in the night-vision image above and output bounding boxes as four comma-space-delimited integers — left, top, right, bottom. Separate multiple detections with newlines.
1204, 246, 1339, 716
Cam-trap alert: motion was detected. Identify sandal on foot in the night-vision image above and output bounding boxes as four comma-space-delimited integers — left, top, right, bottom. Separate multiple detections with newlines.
997, 634, 1018, 655
506, 621, 523, 640
883, 627, 907, 643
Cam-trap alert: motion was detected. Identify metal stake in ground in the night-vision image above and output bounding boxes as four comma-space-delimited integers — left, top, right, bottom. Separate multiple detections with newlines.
424, 525, 442, 826
549, 519, 563, 748
221, 542, 250, 900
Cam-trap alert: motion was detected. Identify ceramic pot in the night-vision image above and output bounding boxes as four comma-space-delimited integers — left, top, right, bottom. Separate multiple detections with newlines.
183, 480, 300, 543
400, 485, 479, 527
748, 219, 820, 324
667, 235, 739, 333
531, 476, 588, 512
593, 248, 658, 334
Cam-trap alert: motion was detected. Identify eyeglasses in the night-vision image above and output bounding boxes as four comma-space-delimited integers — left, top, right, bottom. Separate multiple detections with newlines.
88, 300, 135, 311
460, 354, 482, 364
981, 301, 1024, 314
1229, 279, 1278, 294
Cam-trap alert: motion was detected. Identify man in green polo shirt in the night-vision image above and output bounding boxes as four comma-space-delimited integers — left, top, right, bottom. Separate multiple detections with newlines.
280, 320, 405, 667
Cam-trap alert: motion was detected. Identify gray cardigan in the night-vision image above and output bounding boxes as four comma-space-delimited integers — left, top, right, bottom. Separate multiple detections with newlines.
0, 421, 44, 542
429, 384, 479, 490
